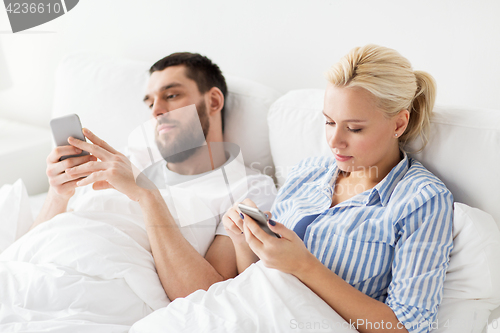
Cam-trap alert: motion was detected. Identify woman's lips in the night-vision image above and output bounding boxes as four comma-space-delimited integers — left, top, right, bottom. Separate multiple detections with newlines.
334, 153, 353, 162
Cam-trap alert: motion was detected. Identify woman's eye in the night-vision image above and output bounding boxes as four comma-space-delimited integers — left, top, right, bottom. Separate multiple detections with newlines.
149, 104, 153, 109
348, 128, 362, 133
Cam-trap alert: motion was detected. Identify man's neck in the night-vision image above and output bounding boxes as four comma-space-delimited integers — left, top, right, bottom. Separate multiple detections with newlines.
166, 142, 228, 175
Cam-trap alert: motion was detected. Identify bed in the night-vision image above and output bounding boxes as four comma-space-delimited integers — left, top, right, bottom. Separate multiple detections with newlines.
0, 52, 499, 333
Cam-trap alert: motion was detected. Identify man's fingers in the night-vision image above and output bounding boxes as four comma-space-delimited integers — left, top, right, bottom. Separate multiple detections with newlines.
82, 128, 119, 154
93, 180, 114, 191
49, 172, 83, 189
47, 154, 96, 177
75, 170, 107, 187
47, 145, 83, 164
53, 179, 80, 194
66, 161, 108, 178
68, 136, 112, 161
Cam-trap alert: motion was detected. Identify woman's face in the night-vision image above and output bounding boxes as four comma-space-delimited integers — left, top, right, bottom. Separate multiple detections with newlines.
323, 84, 403, 175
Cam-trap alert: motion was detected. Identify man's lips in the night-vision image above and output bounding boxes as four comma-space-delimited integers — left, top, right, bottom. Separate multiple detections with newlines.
157, 124, 176, 135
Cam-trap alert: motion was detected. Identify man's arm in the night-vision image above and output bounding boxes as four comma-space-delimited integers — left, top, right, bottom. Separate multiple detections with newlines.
66, 129, 238, 300
138, 189, 237, 300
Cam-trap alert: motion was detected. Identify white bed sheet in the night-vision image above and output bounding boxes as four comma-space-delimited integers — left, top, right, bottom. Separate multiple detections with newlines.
29, 191, 47, 219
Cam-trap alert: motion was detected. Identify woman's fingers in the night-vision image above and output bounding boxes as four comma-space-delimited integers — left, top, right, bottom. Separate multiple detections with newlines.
240, 198, 257, 208
243, 220, 264, 253
222, 207, 245, 234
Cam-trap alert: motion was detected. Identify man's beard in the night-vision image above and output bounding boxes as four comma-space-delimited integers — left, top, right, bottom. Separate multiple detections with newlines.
155, 101, 211, 163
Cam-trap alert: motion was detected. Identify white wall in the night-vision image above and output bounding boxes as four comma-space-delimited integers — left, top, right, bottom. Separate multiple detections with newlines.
1, 0, 500, 128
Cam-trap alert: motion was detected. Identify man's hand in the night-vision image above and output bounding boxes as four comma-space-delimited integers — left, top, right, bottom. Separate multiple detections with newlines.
46, 145, 98, 199
30, 144, 98, 230
65, 128, 154, 201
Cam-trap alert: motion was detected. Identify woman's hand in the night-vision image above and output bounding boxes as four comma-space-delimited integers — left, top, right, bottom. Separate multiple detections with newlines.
65, 128, 154, 201
222, 198, 272, 245
243, 214, 315, 277
222, 198, 271, 273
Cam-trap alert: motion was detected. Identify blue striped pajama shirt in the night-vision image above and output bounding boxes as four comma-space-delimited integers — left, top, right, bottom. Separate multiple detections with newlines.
271, 151, 453, 332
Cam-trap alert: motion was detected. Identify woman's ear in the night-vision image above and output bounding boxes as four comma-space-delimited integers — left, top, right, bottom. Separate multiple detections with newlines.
395, 109, 410, 134
206, 87, 224, 116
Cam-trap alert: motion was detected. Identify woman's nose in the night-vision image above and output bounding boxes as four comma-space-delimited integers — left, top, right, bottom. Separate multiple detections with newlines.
327, 127, 347, 150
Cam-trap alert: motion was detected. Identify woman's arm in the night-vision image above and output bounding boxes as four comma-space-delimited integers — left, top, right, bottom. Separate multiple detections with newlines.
243, 218, 408, 333
296, 253, 408, 333
243, 184, 453, 333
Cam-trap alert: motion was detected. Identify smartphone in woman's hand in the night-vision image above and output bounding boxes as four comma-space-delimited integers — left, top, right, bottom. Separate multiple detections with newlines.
238, 203, 280, 238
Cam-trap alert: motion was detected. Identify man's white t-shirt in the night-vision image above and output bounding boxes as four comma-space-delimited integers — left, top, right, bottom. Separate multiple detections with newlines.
70, 143, 277, 256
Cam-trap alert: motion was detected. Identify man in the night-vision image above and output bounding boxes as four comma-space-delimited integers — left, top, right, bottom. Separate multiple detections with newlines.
30, 53, 276, 300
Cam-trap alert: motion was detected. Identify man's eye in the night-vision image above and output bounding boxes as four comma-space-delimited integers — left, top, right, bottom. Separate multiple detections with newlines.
166, 94, 178, 99
325, 121, 335, 126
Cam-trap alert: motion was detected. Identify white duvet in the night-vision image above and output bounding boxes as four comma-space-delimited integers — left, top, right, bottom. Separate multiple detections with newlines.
0, 209, 169, 332
0, 182, 355, 333
130, 261, 358, 333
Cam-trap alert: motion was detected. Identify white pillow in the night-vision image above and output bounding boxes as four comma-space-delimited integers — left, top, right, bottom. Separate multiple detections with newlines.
52, 52, 152, 153
267, 89, 329, 187
0, 179, 34, 253
52, 52, 281, 176
407, 106, 500, 230
434, 203, 500, 333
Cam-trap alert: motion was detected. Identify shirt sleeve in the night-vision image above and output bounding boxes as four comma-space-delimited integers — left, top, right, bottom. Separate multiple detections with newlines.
385, 185, 454, 333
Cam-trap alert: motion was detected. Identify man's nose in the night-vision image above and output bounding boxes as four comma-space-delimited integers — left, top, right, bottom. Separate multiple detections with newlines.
151, 99, 168, 118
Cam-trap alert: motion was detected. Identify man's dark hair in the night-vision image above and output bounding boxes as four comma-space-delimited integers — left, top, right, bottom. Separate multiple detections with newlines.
149, 52, 228, 132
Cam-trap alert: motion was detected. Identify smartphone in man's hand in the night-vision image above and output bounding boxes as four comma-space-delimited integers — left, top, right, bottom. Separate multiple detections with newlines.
50, 114, 90, 161
238, 203, 280, 238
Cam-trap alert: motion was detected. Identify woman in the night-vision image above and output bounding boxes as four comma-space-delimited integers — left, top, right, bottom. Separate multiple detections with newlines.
223, 45, 453, 333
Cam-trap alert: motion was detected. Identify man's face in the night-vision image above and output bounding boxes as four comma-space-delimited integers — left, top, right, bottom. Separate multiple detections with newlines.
143, 65, 210, 163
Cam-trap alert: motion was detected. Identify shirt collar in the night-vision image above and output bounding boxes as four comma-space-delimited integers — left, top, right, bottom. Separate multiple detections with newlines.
372, 150, 410, 206
325, 150, 410, 207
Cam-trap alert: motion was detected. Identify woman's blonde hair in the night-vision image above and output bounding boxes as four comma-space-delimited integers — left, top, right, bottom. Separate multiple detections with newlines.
325, 44, 436, 152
